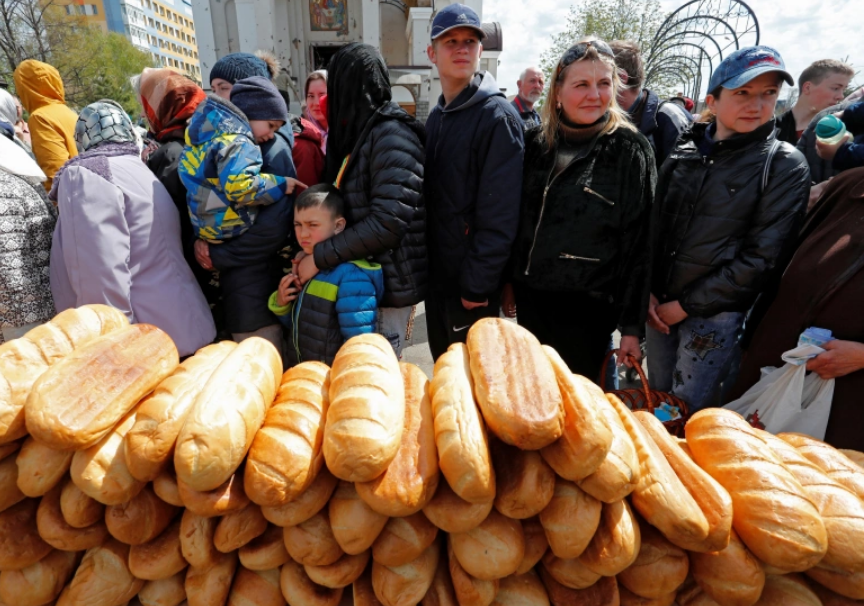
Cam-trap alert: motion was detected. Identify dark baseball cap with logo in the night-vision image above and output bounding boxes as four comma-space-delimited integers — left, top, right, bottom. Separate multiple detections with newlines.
430, 3, 487, 41
707, 45, 794, 93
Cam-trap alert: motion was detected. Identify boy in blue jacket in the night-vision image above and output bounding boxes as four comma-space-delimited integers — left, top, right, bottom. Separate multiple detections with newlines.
816, 99, 864, 172
269, 184, 384, 366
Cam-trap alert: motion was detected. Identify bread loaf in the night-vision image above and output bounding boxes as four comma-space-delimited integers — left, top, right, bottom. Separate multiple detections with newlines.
0, 498, 51, 569
372, 541, 439, 606
280, 559, 343, 606
756, 575, 822, 606
56, 538, 143, 606
138, 571, 187, 606
806, 567, 864, 600
0, 454, 24, 513
60, 477, 104, 528
491, 441, 555, 519
244, 361, 330, 507
179, 510, 219, 569
283, 509, 344, 566
15, 437, 73, 497
635, 410, 732, 553
373, 512, 439, 567
154, 468, 183, 507
356, 362, 440, 517
618, 585, 675, 606
0, 304, 128, 444
261, 468, 337, 527
70, 406, 146, 506
323, 333, 404, 482
328, 480, 389, 554
304, 550, 369, 588
36, 484, 109, 552
129, 518, 187, 581
214, 504, 267, 553
27, 324, 177, 450
839, 450, 864, 470
422, 476, 493, 533
537, 567, 620, 606
676, 580, 722, 606
177, 471, 250, 517
779, 433, 864, 500
617, 518, 688, 599
448, 536, 499, 606
422, 558, 459, 606
540, 552, 601, 590
451, 509, 525, 581
106, 484, 179, 545
689, 528, 765, 606
0, 549, 79, 606
175, 337, 281, 492
184, 551, 237, 606
807, 576, 864, 605
517, 516, 548, 575
126, 341, 236, 482
466, 319, 563, 450
577, 388, 639, 504
686, 409, 828, 572
579, 498, 640, 577
0, 440, 20, 461
429, 344, 496, 503
227, 566, 284, 606
539, 477, 601, 559
491, 570, 550, 606
239, 524, 290, 571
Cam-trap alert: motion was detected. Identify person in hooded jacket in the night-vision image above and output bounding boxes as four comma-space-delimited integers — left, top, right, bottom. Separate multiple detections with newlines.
13, 60, 79, 191
294, 43, 426, 357
290, 70, 327, 186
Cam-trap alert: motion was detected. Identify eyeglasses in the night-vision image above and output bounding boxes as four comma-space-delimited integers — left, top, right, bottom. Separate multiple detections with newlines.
558, 40, 615, 70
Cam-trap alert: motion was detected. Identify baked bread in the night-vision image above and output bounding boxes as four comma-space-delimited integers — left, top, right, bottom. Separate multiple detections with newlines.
15, 437, 73, 497
177, 471, 250, 518
839, 449, 864, 470
0, 304, 128, 444
756, 574, 822, 606
245, 361, 330, 507
280, 559, 343, 606
175, 337, 281, 492
179, 510, 220, 569
448, 536, 499, 606
125, 341, 236, 482
0, 454, 24, 513
429, 343, 496, 503
36, 485, 109, 552
577, 387, 639, 503
184, 550, 237, 606
261, 468, 337, 527
618, 585, 675, 606
239, 524, 290, 571
539, 350, 612, 480
422, 476, 493, 533
466, 319, 564, 450
0, 549, 79, 606
490, 570, 550, 606
324, 333, 405, 482
617, 518, 688, 600
0, 498, 49, 569
138, 572, 186, 606
807, 575, 864, 605
492, 441, 556, 519
356, 362, 440, 517
283, 509, 344, 566
70, 406, 146, 506
689, 528, 765, 606
55, 538, 143, 606
373, 512, 439, 567
578, 498, 640, 577
779, 433, 864, 500
0, 440, 20, 462
106, 484, 179, 545
129, 518, 187, 581
355, 567, 385, 606
422, 557, 459, 606
372, 541, 440, 606
26, 323, 178, 450
60, 477, 104, 528
226, 566, 283, 606
686, 409, 828, 572
328, 480, 389, 555
676, 580, 723, 606
153, 468, 184, 507
635, 411, 732, 553
537, 567, 620, 606
806, 567, 864, 600
539, 477, 601, 559
541, 551, 601, 590
304, 550, 369, 588
451, 509, 525, 581
214, 504, 268, 553
517, 516, 549, 575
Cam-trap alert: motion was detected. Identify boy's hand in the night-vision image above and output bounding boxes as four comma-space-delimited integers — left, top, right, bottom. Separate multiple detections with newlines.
647, 293, 670, 334
285, 178, 308, 195
296, 253, 320, 285
816, 134, 851, 161
656, 300, 688, 328
277, 273, 300, 307
194, 239, 213, 270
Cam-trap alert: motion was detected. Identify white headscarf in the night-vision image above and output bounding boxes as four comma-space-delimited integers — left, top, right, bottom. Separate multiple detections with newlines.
0, 89, 16, 126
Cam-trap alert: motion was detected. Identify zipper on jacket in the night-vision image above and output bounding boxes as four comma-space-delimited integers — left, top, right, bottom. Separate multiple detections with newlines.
292, 282, 311, 363
583, 186, 615, 206
559, 253, 600, 262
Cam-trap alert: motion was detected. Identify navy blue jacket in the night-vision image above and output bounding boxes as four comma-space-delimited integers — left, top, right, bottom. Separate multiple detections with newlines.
629, 89, 692, 167
425, 71, 525, 302
833, 100, 864, 173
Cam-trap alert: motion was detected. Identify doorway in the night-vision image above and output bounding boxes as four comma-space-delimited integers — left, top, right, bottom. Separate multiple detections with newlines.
310, 45, 345, 71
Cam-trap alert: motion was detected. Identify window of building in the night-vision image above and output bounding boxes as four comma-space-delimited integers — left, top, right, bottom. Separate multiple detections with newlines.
146, 0, 151, 8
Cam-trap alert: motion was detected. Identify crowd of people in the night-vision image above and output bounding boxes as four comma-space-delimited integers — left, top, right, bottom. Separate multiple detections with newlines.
2, 3, 863, 450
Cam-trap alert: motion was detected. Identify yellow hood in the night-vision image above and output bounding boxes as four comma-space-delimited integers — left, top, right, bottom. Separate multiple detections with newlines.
13, 59, 66, 114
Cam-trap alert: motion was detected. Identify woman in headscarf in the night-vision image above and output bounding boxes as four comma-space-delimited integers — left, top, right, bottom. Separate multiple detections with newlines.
49, 100, 215, 357
294, 43, 426, 357
0, 88, 55, 343
291, 70, 327, 186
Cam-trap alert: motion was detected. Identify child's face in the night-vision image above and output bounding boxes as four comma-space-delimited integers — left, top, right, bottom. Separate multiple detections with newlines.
804, 72, 851, 112
707, 72, 782, 140
294, 205, 345, 255
427, 28, 482, 83
250, 120, 285, 144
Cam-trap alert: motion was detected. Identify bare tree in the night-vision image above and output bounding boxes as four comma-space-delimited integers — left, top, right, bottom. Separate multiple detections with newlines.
0, 0, 83, 80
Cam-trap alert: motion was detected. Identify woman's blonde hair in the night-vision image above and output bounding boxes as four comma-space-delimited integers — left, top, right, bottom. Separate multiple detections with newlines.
541, 38, 636, 150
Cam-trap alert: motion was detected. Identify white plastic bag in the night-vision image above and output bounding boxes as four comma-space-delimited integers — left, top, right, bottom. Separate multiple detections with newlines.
724, 344, 835, 439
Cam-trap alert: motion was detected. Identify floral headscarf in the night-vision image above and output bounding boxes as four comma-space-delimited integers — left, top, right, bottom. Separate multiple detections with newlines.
74, 100, 136, 153
138, 68, 205, 142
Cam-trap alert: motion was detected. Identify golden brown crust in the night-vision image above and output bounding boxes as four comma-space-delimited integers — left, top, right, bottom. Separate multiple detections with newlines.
490, 569, 550, 606
105, 484, 179, 545
448, 536, 499, 606
689, 528, 765, 606
779, 433, 864, 501
179, 510, 220, 569
373, 512, 439, 567
304, 550, 370, 588
55, 538, 143, 606
538, 477, 601, 559
226, 566, 283, 606
128, 518, 187, 581
578, 499, 640, 577
540, 551, 601, 590
238, 524, 290, 571
15, 437, 73, 497
280, 559, 344, 606
213, 504, 268, 553
422, 477, 493, 533
36, 485, 109, 552
261, 468, 337, 527
756, 575, 823, 606
177, 471, 250, 518
59, 477, 104, 529
422, 557, 459, 606
372, 542, 440, 606
138, 571, 186, 606
516, 516, 549, 575
283, 509, 344, 566
153, 468, 184, 507
537, 567, 620, 606
618, 585, 675, 606
328, 481, 389, 555
0, 454, 24, 513
805, 567, 864, 601
451, 509, 525, 581
0, 549, 80, 606
491, 441, 555, 520
617, 518, 688, 600
185, 550, 237, 606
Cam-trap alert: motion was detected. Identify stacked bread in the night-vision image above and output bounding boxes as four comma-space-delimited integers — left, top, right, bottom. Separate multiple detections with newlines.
2, 310, 864, 606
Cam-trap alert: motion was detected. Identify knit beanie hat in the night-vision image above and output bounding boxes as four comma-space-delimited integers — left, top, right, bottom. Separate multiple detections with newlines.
210, 52, 269, 85
230, 76, 289, 124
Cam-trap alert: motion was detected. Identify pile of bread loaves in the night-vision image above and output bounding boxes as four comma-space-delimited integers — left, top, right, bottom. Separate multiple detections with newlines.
1, 304, 864, 606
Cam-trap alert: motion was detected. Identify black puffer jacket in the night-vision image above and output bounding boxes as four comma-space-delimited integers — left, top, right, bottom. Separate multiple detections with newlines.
313, 102, 427, 308
652, 119, 810, 318
512, 124, 656, 337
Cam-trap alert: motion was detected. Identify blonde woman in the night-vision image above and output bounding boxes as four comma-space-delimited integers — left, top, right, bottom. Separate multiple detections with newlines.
503, 39, 656, 381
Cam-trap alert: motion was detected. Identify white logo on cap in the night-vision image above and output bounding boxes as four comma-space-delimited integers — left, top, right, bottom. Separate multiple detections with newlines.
456, 13, 470, 23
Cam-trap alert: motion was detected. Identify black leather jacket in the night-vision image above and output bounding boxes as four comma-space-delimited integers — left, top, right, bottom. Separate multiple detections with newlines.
652, 119, 810, 318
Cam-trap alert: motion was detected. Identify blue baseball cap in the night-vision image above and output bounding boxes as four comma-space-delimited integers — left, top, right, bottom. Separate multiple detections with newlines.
707, 46, 794, 93
430, 4, 487, 41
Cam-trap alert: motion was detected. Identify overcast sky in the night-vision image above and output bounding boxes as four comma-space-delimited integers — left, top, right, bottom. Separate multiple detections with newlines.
484, 0, 863, 101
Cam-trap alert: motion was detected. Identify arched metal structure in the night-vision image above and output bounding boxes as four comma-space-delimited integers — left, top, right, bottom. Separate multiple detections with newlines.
645, 0, 759, 101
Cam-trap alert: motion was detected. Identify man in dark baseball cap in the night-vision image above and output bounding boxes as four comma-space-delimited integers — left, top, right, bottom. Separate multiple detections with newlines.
429, 3, 487, 40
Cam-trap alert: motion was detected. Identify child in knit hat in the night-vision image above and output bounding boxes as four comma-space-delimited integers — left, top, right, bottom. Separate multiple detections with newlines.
179, 75, 304, 243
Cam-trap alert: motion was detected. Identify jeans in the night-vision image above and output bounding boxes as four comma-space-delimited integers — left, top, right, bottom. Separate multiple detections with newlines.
377, 305, 414, 358
646, 311, 745, 412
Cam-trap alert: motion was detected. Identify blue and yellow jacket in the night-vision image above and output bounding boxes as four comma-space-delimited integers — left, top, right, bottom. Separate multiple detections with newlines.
269, 259, 384, 366
178, 94, 286, 241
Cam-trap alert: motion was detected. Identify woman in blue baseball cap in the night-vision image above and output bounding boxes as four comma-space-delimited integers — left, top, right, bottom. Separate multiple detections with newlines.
646, 45, 811, 411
